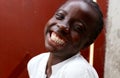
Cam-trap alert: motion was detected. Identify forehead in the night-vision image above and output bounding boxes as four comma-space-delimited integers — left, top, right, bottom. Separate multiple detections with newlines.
59, 0, 98, 22
60, 1, 90, 13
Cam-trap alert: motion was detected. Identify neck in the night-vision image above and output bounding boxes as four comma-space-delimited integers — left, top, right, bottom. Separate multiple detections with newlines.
48, 52, 78, 65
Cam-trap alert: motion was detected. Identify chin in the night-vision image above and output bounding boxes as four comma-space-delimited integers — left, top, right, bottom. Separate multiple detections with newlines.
45, 43, 55, 52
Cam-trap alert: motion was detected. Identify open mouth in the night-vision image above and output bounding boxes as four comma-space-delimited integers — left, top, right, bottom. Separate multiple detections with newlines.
50, 32, 65, 45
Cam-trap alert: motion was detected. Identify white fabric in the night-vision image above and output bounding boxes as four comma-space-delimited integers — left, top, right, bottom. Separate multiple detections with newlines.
27, 52, 99, 78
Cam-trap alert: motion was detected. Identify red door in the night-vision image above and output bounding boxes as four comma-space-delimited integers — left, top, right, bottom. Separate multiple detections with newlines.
0, 0, 107, 78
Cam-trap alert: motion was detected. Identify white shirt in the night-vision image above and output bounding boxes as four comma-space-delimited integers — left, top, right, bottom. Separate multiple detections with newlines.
27, 52, 99, 78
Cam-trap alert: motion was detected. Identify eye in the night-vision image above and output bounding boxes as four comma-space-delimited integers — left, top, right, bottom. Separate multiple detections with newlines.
74, 22, 85, 33
54, 9, 67, 20
55, 13, 65, 20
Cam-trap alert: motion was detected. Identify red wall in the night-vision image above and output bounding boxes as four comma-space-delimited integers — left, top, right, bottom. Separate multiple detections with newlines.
0, 0, 107, 78
0, 0, 65, 78
94, 0, 107, 78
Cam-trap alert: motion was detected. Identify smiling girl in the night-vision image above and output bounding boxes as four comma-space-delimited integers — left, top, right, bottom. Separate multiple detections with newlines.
27, 0, 103, 78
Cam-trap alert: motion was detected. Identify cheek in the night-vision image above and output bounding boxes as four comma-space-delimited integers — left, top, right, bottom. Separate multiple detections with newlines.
71, 31, 81, 43
71, 31, 88, 49
44, 18, 56, 31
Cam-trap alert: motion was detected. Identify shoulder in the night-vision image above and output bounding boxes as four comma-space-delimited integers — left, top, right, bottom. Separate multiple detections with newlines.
64, 55, 99, 78
27, 52, 50, 72
28, 52, 49, 65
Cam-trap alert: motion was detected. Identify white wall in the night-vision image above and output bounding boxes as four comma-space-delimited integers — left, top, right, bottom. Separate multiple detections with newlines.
105, 0, 120, 78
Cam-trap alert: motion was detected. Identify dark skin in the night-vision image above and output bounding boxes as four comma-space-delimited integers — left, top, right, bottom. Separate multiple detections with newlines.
44, 0, 99, 78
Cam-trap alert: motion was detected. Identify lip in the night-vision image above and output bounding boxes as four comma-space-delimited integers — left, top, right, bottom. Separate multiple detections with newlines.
47, 31, 67, 48
51, 32, 65, 44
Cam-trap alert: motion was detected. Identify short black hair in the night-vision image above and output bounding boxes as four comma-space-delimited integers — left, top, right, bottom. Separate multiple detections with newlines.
84, 0, 104, 48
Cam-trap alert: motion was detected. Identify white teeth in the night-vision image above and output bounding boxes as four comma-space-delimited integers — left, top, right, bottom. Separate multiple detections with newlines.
51, 32, 65, 45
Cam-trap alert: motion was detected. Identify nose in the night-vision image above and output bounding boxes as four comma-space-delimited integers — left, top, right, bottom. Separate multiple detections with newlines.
57, 23, 70, 34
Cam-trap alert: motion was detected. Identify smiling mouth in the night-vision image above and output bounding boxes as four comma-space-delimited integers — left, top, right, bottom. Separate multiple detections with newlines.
50, 32, 65, 45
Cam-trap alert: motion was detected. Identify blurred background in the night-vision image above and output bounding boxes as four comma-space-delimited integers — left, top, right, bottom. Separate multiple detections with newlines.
2, 0, 119, 78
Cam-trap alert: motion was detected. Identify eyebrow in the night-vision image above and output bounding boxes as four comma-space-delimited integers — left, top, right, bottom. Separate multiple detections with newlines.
56, 9, 68, 15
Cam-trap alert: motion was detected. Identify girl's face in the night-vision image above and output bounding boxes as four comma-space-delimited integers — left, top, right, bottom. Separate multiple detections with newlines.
44, 0, 98, 56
